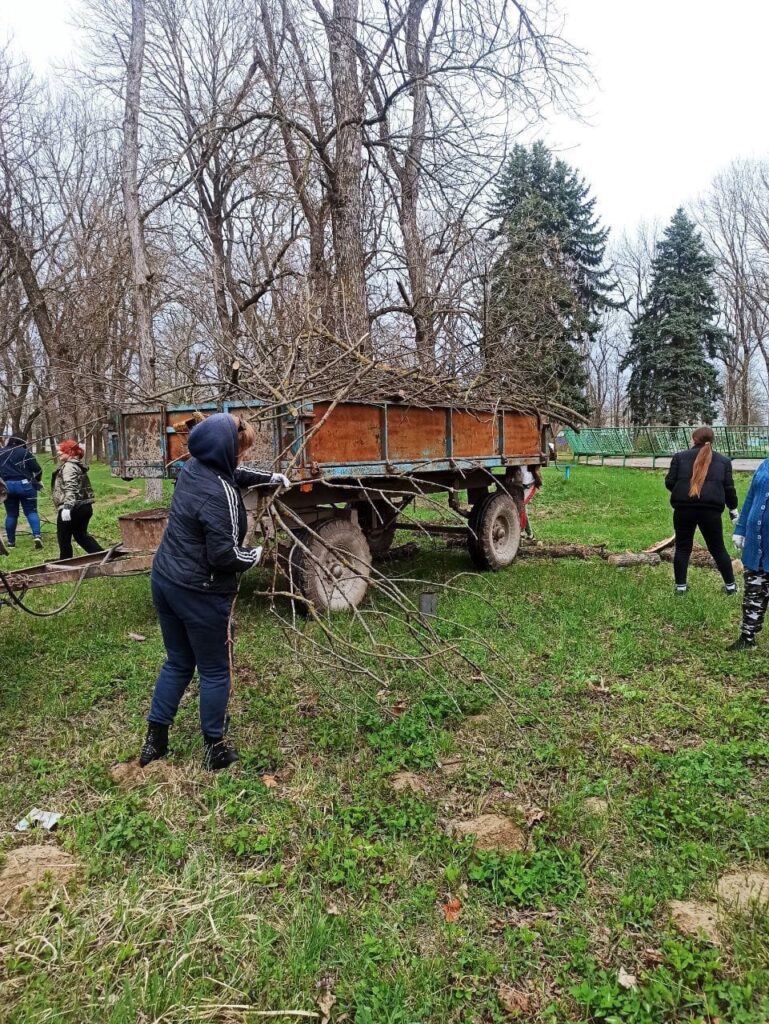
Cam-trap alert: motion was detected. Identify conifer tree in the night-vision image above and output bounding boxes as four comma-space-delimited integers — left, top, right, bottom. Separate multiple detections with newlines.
622, 208, 724, 424
486, 142, 610, 416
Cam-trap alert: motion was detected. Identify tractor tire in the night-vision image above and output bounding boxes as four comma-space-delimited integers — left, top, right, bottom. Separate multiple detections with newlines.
467, 491, 521, 571
288, 517, 372, 612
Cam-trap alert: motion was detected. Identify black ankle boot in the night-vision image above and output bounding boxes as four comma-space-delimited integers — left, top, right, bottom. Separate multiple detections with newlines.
139, 722, 169, 767
727, 635, 755, 652
203, 734, 239, 771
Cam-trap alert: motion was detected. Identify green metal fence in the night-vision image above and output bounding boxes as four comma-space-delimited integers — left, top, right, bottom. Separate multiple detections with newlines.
563, 426, 769, 465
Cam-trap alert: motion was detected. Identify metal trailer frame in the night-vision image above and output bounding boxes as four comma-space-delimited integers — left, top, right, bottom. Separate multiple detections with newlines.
108, 398, 549, 480
2, 399, 551, 613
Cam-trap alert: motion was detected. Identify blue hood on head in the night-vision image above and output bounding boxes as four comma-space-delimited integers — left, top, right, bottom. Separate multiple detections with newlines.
187, 413, 238, 477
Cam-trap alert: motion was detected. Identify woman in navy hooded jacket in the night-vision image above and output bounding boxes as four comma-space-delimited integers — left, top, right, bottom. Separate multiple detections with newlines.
140, 413, 289, 771
730, 460, 769, 650
0, 435, 44, 549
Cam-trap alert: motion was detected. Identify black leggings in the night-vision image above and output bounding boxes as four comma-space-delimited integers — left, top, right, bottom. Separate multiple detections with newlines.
57, 505, 104, 560
673, 506, 734, 587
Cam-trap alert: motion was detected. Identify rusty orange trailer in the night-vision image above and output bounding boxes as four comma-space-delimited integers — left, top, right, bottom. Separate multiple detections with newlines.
108, 398, 552, 611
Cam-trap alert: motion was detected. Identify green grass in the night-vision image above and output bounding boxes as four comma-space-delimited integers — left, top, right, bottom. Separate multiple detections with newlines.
2, 463, 769, 1022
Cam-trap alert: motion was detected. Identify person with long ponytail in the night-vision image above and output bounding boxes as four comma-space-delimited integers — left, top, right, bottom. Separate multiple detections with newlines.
664, 427, 738, 594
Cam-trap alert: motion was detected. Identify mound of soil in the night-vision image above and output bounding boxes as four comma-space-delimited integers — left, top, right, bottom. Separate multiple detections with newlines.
389, 771, 430, 795
717, 869, 769, 912
449, 814, 527, 852
583, 797, 609, 817
669, 900, 721, 945
0, 845, 79, 914
110, 759, 181, 790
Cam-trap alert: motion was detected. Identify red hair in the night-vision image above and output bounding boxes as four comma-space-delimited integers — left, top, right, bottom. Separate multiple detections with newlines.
58, 439, 85, 459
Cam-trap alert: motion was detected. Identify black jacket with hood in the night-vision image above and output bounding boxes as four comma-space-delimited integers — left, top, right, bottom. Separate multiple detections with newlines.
665, 444, 738, 511
153, 414, 272, 594
0, 436, 43, 488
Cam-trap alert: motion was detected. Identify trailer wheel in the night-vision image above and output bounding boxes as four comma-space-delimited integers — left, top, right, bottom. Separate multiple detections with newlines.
467, 491, 521, 571
289, 518, 372, 612
355, 500, 398, 556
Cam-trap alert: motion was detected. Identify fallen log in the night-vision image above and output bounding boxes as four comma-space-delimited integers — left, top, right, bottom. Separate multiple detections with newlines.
518, 543, 608, 560
607, 551, 661, 567
659, 544, 743, 573
444, 537, 608, 559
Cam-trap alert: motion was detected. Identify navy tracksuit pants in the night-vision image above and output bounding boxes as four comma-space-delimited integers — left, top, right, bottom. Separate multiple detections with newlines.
148, 570, 234, 738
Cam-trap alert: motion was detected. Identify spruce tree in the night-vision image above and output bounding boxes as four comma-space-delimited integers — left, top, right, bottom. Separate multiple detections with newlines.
486, 141, 610, 416
622, 209, 724, 425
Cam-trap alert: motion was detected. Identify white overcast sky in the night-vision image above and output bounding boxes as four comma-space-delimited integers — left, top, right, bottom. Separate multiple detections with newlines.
1, 0, 767, 239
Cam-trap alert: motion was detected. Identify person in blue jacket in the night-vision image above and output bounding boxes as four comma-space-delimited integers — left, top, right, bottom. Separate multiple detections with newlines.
139, 413, 290, 771
730, 458, 769, 650
0, 434, 44, 550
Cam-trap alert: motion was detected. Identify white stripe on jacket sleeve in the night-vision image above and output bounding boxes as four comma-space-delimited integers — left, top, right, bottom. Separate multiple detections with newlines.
218, 478, 260, 566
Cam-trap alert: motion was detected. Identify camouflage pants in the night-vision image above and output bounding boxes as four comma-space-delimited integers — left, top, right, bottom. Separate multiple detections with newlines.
741, 569, 769, 639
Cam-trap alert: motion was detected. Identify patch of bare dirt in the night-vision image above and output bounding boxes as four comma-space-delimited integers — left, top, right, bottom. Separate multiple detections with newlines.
717, 869, 769, 912
389, 771, 430, 795
584, 797, 609, 817
110, 759, 183, 790
0, 845, 79, 915
449, 814, 527, 852
669, 900, 721, 945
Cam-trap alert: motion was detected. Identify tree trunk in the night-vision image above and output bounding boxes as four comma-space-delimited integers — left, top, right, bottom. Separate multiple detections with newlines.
324, 0, 369, 351
400, 0, 435, 369
122, 0, 161, 500
0, 211, 78, 433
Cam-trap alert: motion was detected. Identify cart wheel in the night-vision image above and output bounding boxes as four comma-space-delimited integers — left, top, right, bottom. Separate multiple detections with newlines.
289, 518, 372, 612
467, 491, 521, 571
355, 500, 398, 556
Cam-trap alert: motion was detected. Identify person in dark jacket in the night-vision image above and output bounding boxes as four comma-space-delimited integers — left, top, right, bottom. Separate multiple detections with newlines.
140, 413, 290, 772
0, 435, 44, 549
664, 426, 738, 595
727, 459, 769, 650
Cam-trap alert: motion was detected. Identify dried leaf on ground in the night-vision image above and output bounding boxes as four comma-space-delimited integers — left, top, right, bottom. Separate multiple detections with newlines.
496, 983, 531, 1016
442, 897, 462, 923
523, 804, 546, 826
317, 980, 336, 1023
617, 966, 638, 989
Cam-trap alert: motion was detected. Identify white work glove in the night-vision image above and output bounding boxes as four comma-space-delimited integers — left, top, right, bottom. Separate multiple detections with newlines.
270, 472, 291, 489
733, 534, 745, 551
250, 545, 263, 565
60, 508, 72, 523
729, 508, 739, 522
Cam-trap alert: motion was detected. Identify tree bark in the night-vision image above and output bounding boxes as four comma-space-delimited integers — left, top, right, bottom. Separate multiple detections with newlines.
122, 0, 161, 499
323, 0, 370, 351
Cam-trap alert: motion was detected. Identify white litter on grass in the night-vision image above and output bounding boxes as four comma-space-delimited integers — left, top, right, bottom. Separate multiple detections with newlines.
16, 808, 63, 832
